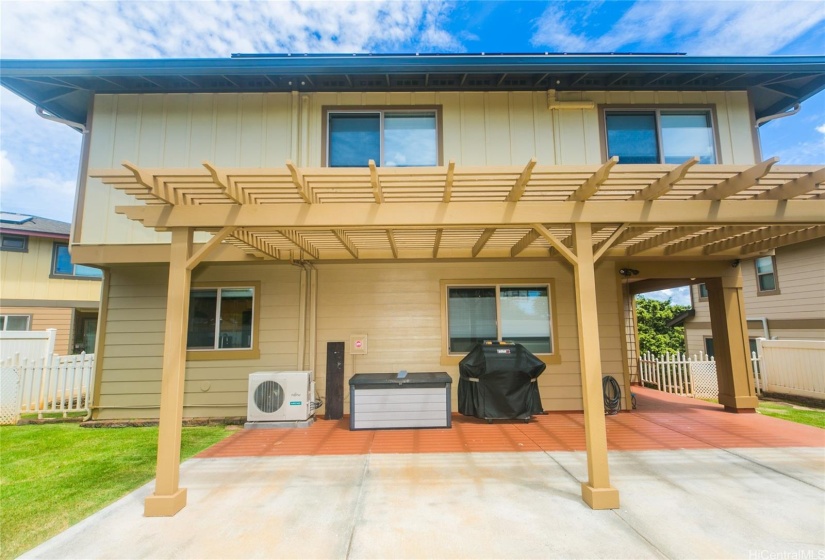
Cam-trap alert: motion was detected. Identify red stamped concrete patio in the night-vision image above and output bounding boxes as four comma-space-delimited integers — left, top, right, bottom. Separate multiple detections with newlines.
198, 386, 825, 458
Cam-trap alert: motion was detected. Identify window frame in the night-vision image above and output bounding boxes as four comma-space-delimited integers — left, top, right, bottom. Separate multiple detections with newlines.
0, 234, 28, 252
322, 106, 443, 167
754, 255, 780, 296
697, 283, 709, 301
600, 105, 721, 165
186, 281, 261, 361
50, 242, 103, 280
440, 279, 560, 366
0, 314, 32, 331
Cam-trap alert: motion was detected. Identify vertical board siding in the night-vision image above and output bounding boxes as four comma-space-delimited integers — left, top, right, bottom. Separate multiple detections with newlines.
0, 237, 101, 302
81, 89, 755, 244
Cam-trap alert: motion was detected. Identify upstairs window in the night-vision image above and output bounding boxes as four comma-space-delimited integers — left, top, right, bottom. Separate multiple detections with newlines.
755, 256, 779, 294
51, 243, 102, 279
698, 283, 708, 300
1, 234, 28, 252
605, 109, 716, 164
327, 110, 438, 167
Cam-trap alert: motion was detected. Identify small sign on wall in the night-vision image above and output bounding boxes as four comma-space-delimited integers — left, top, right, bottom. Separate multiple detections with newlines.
350, 334, 368, 355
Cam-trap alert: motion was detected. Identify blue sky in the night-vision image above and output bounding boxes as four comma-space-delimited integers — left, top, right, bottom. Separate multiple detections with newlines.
1, 0, 823, 306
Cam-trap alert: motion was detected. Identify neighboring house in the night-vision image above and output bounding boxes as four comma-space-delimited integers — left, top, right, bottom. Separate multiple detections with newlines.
3, 53, 823, 514
682, 239, 825, 357
0, 212, 102, 355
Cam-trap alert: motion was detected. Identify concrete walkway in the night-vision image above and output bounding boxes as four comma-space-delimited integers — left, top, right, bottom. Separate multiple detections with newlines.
23, 446, 825, 559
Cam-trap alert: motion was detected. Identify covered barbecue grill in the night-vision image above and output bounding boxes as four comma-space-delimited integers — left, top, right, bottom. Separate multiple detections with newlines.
458, 341, 546, 421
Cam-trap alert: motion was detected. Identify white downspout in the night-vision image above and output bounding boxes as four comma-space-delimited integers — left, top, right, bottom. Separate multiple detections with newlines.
755, 104, 800, 127
747, 317, 770, 340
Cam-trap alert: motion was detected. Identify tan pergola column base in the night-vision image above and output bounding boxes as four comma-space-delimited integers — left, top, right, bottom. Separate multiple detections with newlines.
581, 483, 620, 510
706, 273, 758, 413
144, 489, 187, 517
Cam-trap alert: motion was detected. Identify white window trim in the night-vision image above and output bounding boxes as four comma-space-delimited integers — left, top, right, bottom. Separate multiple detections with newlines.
0, 314, 32, 331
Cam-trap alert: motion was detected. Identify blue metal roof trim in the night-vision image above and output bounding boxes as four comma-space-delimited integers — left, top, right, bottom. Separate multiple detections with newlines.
2, 54, 823, 124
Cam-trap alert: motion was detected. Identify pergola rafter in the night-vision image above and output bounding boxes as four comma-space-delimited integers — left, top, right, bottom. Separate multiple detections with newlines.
90, 160, 825, 262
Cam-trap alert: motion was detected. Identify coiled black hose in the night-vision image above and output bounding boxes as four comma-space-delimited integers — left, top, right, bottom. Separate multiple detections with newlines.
603, 376, 621, 415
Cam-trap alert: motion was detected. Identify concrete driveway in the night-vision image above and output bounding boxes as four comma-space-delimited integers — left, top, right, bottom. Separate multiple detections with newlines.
22, 390, 825, 559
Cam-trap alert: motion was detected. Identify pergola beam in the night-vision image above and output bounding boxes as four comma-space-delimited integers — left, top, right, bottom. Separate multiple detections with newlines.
369, 160, 384, 203
202, 161, 243, 204
533, 224, 577, 265
333, 229, 359, 259
753, 167, 825, 200
704, 226, 806, 255
116, 199, 825, 229
442, 160, 455, 203
387, 229, 398, 258
510, 229, 540, 257
631, 157, 698, 201
122, 161, 175, 204
433, 229, 443, 258
740, 225, 825, 254
664, 226, 756, 256
567, 157, 618, 202
286, 160, 312, 203
279, 229, 320, 260
472, 228, 496, 257
593, 224, 628, 262
506, 158, 537, 202
692, 158, 779, 200
624, 226, 707, 256
186, 227, 237, 270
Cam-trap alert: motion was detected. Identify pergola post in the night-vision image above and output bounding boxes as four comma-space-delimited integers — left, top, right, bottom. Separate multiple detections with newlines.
705, 272, 758, 412
144, 228, 193, 516
572, 223, 620, 509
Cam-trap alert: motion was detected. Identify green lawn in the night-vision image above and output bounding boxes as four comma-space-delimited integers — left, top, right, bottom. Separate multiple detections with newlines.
757, 402, 825, 429
0, 424, 232, 559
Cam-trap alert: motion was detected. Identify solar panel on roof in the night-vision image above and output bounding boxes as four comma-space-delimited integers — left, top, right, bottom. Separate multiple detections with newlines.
0, 212, 33, 224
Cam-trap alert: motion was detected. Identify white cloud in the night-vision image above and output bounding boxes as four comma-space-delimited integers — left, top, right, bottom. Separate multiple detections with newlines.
531, 1, 825, 55
640, 287, 691, 307
0, 0, 462, 221
0, 150, 15, 189
0, 1, 460, 59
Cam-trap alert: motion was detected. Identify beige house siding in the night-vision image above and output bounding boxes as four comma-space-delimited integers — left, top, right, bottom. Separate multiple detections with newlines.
0, 236, 102, 302
685, 239, 825, 356
94, 260, 626, 419
79, 90, 756, 246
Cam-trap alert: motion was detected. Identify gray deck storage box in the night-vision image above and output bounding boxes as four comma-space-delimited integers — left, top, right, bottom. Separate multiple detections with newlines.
349, 372, 452, 430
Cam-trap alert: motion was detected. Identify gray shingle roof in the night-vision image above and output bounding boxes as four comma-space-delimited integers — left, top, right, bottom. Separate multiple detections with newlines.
0, 212, 70, 237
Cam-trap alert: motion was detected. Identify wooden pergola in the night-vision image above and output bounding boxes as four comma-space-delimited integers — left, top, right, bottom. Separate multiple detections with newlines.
92, 159, 825, 516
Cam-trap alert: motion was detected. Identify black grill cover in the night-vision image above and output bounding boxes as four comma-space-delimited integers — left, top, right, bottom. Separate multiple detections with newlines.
458, 342, 546, 420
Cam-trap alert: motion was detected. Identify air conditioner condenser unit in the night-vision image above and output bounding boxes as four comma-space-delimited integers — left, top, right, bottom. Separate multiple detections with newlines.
247, 371, 315, 426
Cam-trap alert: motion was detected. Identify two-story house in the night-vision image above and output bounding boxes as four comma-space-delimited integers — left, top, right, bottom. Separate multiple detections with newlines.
0, 212, 101, 355
3, 53, 823, 515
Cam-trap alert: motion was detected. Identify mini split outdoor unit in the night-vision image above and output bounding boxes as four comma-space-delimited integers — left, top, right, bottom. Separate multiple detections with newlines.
247, 371, 315, 422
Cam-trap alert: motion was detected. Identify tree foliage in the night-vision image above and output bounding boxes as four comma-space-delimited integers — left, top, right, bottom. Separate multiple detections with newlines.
635, 296, 690, 356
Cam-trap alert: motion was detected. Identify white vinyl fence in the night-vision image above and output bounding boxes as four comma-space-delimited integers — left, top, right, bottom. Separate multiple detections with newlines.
757, 339, 825, 399
0, 328, 56, 362
639, 351, 764, 399
0, 353, 96, 425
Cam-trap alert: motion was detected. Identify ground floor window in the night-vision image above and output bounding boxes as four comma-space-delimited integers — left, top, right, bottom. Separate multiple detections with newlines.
0, 315, 30, 331
187, 287, 254, 350
703, 337, 759, 358
446, 284, 553, 355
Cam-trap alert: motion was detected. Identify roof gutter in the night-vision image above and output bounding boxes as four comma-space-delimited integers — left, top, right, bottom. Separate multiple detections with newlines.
755, 103, 800, 127
35, 106, 87, 133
